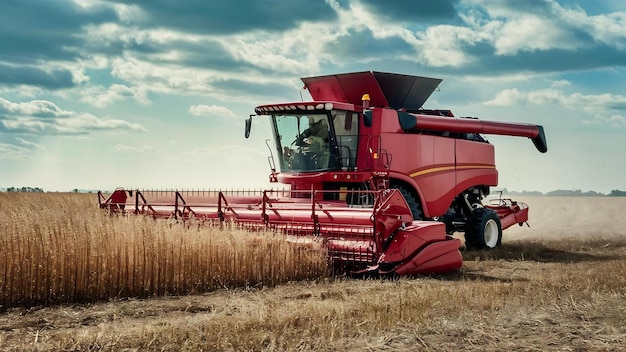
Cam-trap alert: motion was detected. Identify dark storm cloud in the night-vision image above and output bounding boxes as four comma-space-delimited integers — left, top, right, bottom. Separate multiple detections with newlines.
606, 101, 626, 110
0, 63, 75, 89
0, 0, 117, 62
0, 0, 117, 89
420, 44, 626, 82
324, 28, 414, 60
358, 0, 461, 23
1, 0, 623, 98
318, 28, 626, 82
319, 22, 625, 78
103, 0, 337, 34
480, 0, 555, 15
181, 45, 245, 70
131, 39, 251, 71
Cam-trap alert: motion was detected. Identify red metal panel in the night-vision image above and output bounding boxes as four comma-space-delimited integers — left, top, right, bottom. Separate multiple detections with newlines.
299, 75, 350, 103
380, 131, 457, 217
486, 202, 529, 230
455, 139, 498, 195
380, 221, 462, 275
302, 71, 389, 107
393, 239, 463, 275
302, 71, 442, 109
381, 221, 442, 263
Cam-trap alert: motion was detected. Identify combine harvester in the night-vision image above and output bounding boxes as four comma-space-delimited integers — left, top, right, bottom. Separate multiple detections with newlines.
99, 71, 547, 276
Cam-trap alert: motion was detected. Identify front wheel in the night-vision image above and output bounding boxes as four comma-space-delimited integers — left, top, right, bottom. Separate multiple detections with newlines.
464, 208, 502, 250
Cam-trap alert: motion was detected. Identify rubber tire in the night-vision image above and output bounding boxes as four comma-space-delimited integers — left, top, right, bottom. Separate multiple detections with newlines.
391, 185, 423, 220
465, 208, 502, 250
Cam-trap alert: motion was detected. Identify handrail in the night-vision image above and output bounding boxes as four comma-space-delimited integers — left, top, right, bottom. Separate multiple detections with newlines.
97, 191, 106, 205
99, 188, 387, 231
262, 190, 270, 224
174, 191, 187, 220
135, 190, 152, 215
217, 191, 240, 221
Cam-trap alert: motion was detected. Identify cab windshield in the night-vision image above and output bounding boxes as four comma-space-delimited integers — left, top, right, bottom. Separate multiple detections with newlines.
272, 110, 358, 172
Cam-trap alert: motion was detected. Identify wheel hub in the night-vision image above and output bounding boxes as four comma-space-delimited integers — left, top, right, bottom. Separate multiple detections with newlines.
484, 219, 499, 248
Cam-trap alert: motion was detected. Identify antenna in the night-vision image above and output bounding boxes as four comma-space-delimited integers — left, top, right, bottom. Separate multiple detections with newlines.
300, 86, 306, 101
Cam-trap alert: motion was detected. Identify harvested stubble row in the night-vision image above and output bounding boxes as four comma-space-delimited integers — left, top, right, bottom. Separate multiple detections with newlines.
0, 193, 328, 308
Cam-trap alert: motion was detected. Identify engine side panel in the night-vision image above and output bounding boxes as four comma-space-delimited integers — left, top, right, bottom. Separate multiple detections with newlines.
377, 109, 458, 217
455, 139, 498, 195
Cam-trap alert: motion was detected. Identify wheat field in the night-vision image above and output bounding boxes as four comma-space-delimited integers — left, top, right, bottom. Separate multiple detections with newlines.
0, 192, 327, 308
0, 193, 624, 351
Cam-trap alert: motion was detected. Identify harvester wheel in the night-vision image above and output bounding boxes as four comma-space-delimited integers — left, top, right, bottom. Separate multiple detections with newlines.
392, 185, 423, 220
465, 208, 502, 250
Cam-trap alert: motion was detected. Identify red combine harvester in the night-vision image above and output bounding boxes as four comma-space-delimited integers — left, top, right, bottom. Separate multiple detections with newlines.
99, 71, 547, 276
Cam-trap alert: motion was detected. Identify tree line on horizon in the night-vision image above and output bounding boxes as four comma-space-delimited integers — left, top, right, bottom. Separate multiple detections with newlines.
4, 187, 44, 193
500, 188, 626, 197
1, 187, 625, 197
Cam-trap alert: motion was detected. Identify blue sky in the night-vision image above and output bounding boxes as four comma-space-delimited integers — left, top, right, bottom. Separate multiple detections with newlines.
0, 0, 624, 193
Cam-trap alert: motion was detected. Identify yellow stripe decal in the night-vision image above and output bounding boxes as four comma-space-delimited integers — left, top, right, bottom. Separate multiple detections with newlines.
410, 165, 495, 178
410, 166, 455, 178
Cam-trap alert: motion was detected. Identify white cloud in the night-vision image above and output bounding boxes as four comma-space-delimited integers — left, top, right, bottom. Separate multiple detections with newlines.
111, 3, 144, 24
222, 33, 321, 74
80, 84, 150, 108
189, 145, 266, 159
114, 144, 156, 153
71, 68, 90, 85
485, 88, 626, 108
416, 25, 489, 67
583, 113, 626, 128
107, 56, 240, 100
465, 0, 626, 55
489, 14, 582, 55
78, 54, 110, 71
55, 113, 147, 133
1, 118, 47, 133
550, 79, 571, 88
0, 97, 73, 118
0, 85, 43, 99
484, 87, 626, 127
15, 137, 44, 150
189, 104, 237, 119
0, 97, 147, 134
0, 143, 34, 160
559, 6, 626, 50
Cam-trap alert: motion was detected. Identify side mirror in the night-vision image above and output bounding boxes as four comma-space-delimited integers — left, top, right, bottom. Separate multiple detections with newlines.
363, 110, 373, 127
244, 115, 253, 139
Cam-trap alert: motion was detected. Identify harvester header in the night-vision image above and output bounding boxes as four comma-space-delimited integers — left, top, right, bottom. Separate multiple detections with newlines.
101, 71, 547, 277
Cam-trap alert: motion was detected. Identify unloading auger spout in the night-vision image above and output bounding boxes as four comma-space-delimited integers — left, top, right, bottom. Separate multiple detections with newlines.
398, 112, 547, 153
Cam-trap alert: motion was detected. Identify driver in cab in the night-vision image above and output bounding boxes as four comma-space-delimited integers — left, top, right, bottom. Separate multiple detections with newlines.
296, 118, 330, 168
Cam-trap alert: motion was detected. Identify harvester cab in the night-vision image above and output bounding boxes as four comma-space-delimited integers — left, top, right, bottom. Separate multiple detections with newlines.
247, 71, 546, 249
101, 71, 547, 277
